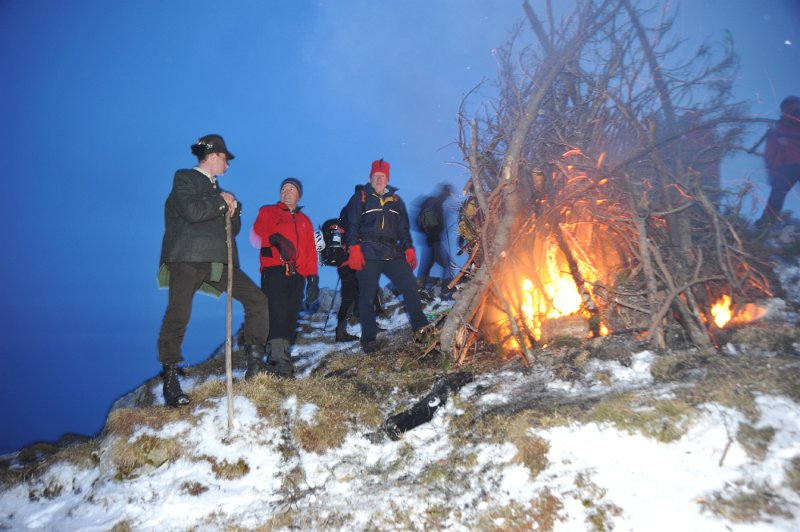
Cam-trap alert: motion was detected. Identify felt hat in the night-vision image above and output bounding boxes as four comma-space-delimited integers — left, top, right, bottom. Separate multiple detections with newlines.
193, 134, 235, 160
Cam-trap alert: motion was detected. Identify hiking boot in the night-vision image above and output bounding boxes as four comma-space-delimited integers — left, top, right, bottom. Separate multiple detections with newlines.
361, 340, 380, 354
266, 338, 294, 378
162, 364, 190, 407
244, 344, 267, 380
335, 320, 358, 342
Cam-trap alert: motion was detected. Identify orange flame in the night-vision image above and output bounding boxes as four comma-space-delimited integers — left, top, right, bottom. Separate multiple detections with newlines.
710, 295, 767, 328
710, 295, 733, 328
503, 238, 603, 346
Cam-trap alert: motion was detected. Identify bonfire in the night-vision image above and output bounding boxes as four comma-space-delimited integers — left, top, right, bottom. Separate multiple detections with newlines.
436, 0, 776, 364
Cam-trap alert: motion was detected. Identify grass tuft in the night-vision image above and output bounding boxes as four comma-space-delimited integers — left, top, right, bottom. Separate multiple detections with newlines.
111, 434, 181, 479
589, 394, 693, 442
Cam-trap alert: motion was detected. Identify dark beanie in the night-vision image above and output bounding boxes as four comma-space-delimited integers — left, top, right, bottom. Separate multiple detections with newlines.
280, 177, 303, 198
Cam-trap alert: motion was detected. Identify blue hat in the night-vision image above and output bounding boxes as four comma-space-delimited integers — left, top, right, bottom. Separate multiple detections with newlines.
280, 177, 303, 198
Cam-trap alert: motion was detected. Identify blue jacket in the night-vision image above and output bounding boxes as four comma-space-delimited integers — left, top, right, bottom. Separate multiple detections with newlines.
344, 183, 413, 260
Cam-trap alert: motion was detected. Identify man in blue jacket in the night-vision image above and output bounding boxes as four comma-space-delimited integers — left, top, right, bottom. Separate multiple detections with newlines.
344, 159, 428, 353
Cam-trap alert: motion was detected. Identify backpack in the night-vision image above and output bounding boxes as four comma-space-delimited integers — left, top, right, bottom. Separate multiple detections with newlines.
416, 204, 439, 232
319, 218, 348, 266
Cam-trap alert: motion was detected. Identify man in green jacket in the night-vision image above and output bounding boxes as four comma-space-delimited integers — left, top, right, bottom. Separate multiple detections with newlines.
157, 134, 269, 406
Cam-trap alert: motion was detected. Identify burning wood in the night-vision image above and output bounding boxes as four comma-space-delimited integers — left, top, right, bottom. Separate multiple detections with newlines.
709, 295, 767, 329
441, 0, 775, 363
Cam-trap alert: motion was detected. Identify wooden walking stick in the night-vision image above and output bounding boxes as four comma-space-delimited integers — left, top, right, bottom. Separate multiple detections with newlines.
225, 211, 235, 435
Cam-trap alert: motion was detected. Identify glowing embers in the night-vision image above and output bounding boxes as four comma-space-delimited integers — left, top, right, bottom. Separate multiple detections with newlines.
518, 242, 584, 340
500, 237, 607, 349
709, 294, 766, 328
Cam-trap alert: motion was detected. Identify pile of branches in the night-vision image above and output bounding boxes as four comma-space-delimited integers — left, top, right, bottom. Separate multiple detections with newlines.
441, 0, 774, 363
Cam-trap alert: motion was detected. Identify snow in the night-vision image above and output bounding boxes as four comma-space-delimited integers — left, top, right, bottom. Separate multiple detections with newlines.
2, 288, 799, 530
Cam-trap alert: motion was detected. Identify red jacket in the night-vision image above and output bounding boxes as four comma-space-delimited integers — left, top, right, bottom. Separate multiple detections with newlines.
251, 202, 318, 277
765, 118, 800, 175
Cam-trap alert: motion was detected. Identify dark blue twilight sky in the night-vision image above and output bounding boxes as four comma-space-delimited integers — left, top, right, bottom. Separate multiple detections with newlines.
1, 1, 798, 453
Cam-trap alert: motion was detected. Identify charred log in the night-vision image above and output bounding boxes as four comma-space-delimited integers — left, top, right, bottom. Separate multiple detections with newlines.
382, 372, 474, 441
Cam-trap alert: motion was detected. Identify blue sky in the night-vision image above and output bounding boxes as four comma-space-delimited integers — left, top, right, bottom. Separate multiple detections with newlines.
1, 0, 798, 453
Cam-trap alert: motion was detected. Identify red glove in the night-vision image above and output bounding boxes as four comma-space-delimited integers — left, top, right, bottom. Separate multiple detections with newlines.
348, 244, 365, 271
405, 248, 417, 270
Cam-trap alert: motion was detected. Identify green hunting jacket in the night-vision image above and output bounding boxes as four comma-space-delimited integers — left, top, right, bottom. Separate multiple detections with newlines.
158, 168, 241, 295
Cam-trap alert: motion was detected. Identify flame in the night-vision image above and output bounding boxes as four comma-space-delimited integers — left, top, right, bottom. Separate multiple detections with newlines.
485, 153, 628, 351
711, 295, 733, 328
511, 240, 594, 342
710, 295, 767, 328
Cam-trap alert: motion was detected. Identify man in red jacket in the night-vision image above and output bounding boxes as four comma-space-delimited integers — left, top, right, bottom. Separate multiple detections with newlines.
251, 177, 319, 377
757, 96, 800, 228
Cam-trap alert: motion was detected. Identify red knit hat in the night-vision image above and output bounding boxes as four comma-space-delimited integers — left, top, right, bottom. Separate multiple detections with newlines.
370, 159, 390, 180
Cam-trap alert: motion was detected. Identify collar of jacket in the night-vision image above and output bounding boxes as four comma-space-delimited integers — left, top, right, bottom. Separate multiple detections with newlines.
192, 166, 217, 185
277, 201, 304, 214
363, 182, 399, 196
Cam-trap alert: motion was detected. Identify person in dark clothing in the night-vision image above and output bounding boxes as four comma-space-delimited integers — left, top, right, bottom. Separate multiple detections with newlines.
158, 134, 269, 406
416, 183, 454, 290
334, 260, 360, 341
251, 177, 319, 376
757, 95, 800, 228
344, 159, 428, 353
333, 198, 360, 342
331, 186, 386, 342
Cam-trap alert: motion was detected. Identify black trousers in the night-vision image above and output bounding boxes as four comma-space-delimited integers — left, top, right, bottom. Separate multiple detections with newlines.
337, 265, 383, 322
336, 265, 358, 322
356, 258, 428, 343
158, 262, 269, 365
762, 164, 800, 223
261, 265, 305, 343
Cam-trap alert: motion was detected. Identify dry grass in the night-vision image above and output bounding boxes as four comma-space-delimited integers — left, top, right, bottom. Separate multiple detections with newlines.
109, 521, 133, 532
736, 423, 776, 461
650, 352, 707, 382
502, 411, 551, 477
731, 323, 800, 356
786, 457, 800, 493
209, 457, 250, 480
0, 439, 100, 490
104, 406, 192, 440
699, 482, 794, 523
111, 433, 182, 479
588, 394, 694, 443
668, 353, 800, 423
239, 372, 384, 453
180, 480, 209, 496
4, 314, 800, 529
475, 491, 563, 531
